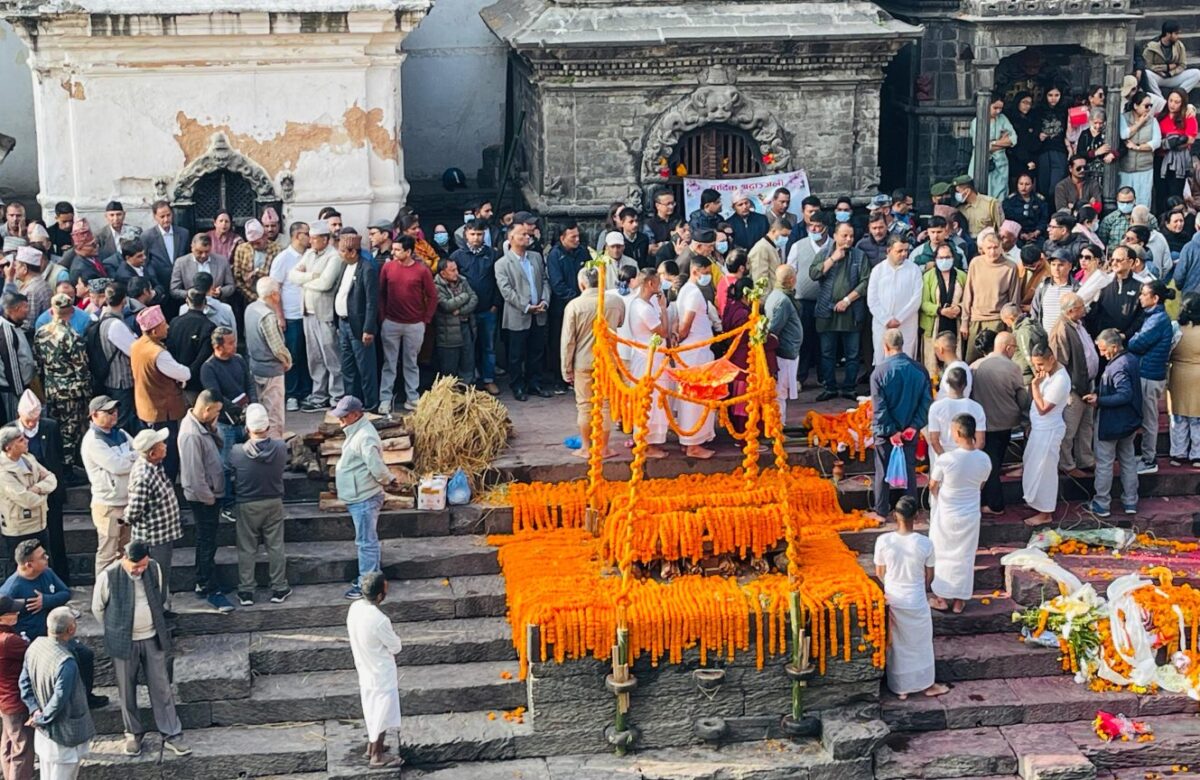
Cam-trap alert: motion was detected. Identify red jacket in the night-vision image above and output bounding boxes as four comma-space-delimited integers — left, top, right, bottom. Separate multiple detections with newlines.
0, 629, 28, 716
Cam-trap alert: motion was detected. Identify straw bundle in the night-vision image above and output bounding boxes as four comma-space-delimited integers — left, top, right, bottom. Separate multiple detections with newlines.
411, 376, 511, 488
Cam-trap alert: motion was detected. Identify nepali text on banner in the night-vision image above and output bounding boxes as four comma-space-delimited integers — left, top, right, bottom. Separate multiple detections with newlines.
682, 171, 811, 217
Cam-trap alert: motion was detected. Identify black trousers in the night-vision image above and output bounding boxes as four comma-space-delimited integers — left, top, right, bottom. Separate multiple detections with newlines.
507, 323, 547, 395
46, 494, 69, 586
873, 437, 919, 517
70, 639, 97, 696
191, 500, 222, 595
981, 429, 1012, 513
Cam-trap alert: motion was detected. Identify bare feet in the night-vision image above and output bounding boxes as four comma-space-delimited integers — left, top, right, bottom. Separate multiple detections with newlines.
1024, 512, 1053, 527
602, 447, 620, 459
952, 599, 965, 614
685, 445, 715, 459
928, 596, 950, 611
570, 448, 589, 458
897, 693, 908, 700
923, 683, 950, 697
863, 511, 889, 524
645, 445, 668, 459
982, 507, 1003, 516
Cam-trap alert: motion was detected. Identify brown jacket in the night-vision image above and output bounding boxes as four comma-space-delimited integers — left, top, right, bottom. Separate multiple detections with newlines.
1048, 317, 1093, 397
131, 336, 186, 423
561, 289, 625, 381
969, 353, 1029, 431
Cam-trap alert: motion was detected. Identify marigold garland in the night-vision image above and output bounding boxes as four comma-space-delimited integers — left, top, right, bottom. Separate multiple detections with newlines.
804, 400, 873, 461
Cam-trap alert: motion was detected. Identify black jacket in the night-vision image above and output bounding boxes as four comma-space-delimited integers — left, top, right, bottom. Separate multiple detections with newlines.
114, 262, 167, 306
141, 226, 189, 296
1086, 274, 1144, 338
67, 252, 119, 286
165, 309, 215, 390
337, 260, 380, 338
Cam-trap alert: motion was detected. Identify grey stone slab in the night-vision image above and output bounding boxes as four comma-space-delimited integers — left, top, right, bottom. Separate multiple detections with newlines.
934, 632, 1062, 682
874, 726, 1018, 779
174, 632, 251, 702
404, 758, 551, 780
452, 574, 509, 618
90, 687, 212, 735
158, 723, 328, 779
1000, 722, 1096, 780
1068, 714, 1200, 769
1008, 675, 1138, 725
820, 708, 889, 760
78, 731, 165, 780
395, 710, 534, 764
938, 678, 1024, 729
881, 691, 948, 732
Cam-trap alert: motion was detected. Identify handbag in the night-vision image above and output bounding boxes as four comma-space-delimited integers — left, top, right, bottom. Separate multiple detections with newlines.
885, 441, 909, 489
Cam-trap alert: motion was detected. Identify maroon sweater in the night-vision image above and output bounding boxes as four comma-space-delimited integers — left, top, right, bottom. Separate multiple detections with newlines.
379, 260, 438, 325
0, 629, 27, 715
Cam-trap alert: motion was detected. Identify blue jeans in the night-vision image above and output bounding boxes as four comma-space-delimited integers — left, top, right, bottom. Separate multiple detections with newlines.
475, 310, 498, 383
347, 492, 385, 585
284, 319, 311, 401
818, 329, 860, 393
338, 321, 379, 410
217, 421, 246, 509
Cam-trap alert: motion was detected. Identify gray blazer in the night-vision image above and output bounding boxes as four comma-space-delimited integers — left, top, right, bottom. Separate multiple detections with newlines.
495, 249, 550, 331
170, 252, 235, 301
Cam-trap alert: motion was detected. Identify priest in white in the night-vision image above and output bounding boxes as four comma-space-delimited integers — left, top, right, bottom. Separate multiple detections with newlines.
346, 572, 405, 770
867, 235, 923, 363
628, 270, 670, 459
1022, 343, 1072, 527
928, 413, 992, 614
674, 256, 718, 459
874, 494, 949, 699
926, 366, 987, 477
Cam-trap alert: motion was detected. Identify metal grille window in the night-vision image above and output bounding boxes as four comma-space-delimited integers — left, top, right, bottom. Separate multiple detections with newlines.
191, 170, 258, 232
663, 125, 764, 206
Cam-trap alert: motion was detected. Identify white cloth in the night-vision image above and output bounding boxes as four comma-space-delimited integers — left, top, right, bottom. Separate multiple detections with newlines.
347, 600, 403, 739
885, 604, 936, 696
270, 246, 305, 320
675, 281, 715, 447
935, 360, 972, 400
929, 448, 991, 600
776, 356, 798, 423
617, 292, 638, 366
335, 264, 356, 319
153, 349, 190, 383
629, 298, 668, 445
874, 531, 935, 610
1022, 366, 1071, 512
866, 260, 922, 364
926, 396, 987, 475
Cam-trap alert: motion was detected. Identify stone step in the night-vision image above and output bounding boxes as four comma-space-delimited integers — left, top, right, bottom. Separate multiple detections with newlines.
932, 633, 1061, 683
61, 471, 325, 511
932, 594, 1021, 636
874, 725, 1019, 779
1070, 714, 1200, 772
399, 710, 534, 765
248, 616, 516, 674
1008, 552, 1200, 608
858, 551, 1005, 592
882, 675, 1197, 735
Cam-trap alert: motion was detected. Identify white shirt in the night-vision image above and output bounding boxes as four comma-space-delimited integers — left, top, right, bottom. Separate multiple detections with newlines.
677, 281, 712, 344
935, 360, 973, 400
1030, 366, 1071, 430
270, 246, 305, 320
155, 349, 191, 383
873, 531, 935, 610
927, 397, 987, 454
346, 600, 403, 690
335, 264, 356, 319
105, 317, 136, 357
160, 226, 176, 262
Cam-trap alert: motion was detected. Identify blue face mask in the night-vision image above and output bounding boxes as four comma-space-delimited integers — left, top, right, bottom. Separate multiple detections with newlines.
835, 211, 851, 223
716, 240, 729, 254
1117, 202, 1134, 215
698, 273, 712, 286
433, 232, 449, 246
774, 235, 789, 250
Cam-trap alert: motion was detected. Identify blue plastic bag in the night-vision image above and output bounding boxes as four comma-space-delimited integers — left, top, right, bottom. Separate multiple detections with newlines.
447, 468, 471, 505
885, 443, 908, 489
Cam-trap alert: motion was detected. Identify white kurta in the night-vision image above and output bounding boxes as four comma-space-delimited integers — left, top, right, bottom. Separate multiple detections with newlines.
1022, 367, 1071, 513
675, 281, 716, 447
926, 397, 987, 476
929, 448, 992, 600
617, 292, 638, 367
874, 531, 936, 695
629, 297, 669, 444
867, 260, 923, 364
347, 599, 404, 741
935, 360, 973, 400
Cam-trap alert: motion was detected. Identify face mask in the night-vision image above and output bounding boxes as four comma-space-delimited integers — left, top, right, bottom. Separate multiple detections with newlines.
463, 212, 474, 225
811, 232, 826, 245
433, 232, 449, 247
716, 240, 728, 254
835, 211, 851, 223
1117, 202, 1134, 215
774, 236, 789, 251
954, 191, 966, 204
935, 257, 955, 272
698, 273, 712, 286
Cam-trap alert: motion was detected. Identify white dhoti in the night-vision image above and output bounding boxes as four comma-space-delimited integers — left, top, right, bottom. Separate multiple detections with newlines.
34, 730, 87, 780
676, 344, 716, 446
929, 498, 981, 600
1022, 422, 1066, 513
630, 349, 668, 445
360, 686, 402, 742
776, 356, 799, 423
886, 605, 936, 695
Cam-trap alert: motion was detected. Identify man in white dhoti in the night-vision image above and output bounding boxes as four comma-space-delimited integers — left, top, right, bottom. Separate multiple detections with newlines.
928, 414, 992, 614
874, 495, 949, 700
867, 235, 923, 364
1023, 343, 1072, 526
628, 270, 670, 459
347, 572, 404, 770
674, 255, 717, 459
926, 367, 987, 477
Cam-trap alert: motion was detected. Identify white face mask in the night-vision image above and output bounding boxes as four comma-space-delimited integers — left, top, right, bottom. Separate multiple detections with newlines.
936, 257, 955, 272
698, 273, 712, 286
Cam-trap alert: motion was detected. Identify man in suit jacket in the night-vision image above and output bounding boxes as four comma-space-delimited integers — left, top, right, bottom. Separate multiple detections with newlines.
66, 219, 119, 290
95, 200, 142, 259
10, 390, 71, 583
1048, 292, 1098, 477
333, 231, 380, 410
142, 199, 189, 298
114, 239, 168, 307
495, 222, 551, 401
169, 233, 235, 303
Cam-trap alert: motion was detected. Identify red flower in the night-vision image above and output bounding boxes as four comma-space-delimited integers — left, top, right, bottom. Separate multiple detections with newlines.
762, 153, 775, 165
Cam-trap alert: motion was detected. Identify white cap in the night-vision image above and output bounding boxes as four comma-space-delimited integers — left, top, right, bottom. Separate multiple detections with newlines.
604, 231, 625, 247
732, 190, 751, 205
310, 220, 331, 237
245, 403, 270, 433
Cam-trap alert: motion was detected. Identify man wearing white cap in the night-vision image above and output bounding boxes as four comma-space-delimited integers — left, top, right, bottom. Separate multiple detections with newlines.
232, 219, 279, 305
6, 247, 50, 335
289, 219, 344, 412
80, 395, 137, 578
599, 232, 637, 292
229, 403, 290, 605
260, 207, 282, 245
122, 428, 181, 602
130, 305, 188, 480
729, 191, 770, 251
12, 389, 70, 584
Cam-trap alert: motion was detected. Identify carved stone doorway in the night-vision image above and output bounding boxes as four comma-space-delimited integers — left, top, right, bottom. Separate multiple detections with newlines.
661, 124, 765, 206
168, 133, 282, 236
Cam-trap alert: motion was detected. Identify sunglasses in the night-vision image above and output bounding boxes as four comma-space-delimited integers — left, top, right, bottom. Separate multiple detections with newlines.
1071, 166, 1085, 172
1080, 253, 1095, 261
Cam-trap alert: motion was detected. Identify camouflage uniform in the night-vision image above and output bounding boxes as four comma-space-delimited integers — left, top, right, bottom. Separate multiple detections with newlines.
34, 320, 91, 466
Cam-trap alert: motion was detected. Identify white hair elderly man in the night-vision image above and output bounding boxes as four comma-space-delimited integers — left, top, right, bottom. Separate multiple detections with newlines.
244, 276, 292, 439
19, 606, 94, 778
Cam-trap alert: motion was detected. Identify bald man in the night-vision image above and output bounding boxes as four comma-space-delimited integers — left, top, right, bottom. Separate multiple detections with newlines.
970, 331, 1030, 514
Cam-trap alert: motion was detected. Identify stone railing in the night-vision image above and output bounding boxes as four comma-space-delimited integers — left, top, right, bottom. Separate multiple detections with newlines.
962, 0, 1138, 16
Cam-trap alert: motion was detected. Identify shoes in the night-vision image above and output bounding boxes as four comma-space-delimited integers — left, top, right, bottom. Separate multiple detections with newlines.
237, 592, 254, 607
194, 583, 207, 599
87, 693, 109, 709
1137, 460, 1159, 475
496, 367, 507, 377
484, 382, 500, 396
163, 737, 192, 756
299, 399, 328, 413
1086, 501, 1111, 518
377, 401, 392, 416
207, 592, 235, 614
513, 390, 528, 402
286, 398, 299, 412
533, 386, 553, 398
1170, 458, 1184, 467
345, 585, 363, 600
1192, 461, 1200, 470
815, 390, 838, 402
552, 384, 568, 395
124, 734, 142, 756
270, 588, 293, 604
403, 401, 418, 412
220, 509, 237, 523
839, 391, 857, 401
1122, 503, 1138, 515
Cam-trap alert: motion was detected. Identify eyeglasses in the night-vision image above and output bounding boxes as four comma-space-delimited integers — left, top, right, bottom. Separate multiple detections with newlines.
1080, 254, 1095, 261
1071, 166, 1085, 173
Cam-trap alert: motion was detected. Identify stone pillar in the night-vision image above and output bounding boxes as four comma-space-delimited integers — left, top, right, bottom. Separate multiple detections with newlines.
1103, 56, 1126, 210
972, 88, 992, 194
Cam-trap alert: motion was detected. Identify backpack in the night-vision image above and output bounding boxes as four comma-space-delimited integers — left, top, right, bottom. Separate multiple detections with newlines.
84, 317, 113, 394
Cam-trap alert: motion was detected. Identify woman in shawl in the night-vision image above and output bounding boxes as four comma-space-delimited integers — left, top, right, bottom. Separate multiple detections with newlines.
1006, 91, 1040, 192
968, 97, 1015, 198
